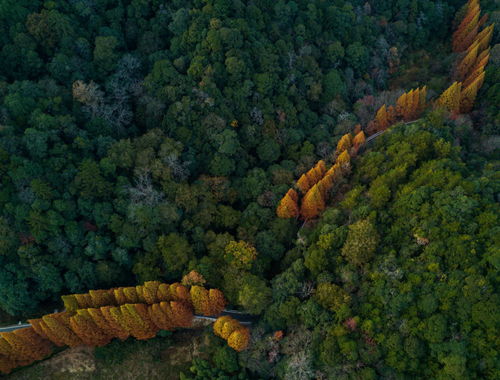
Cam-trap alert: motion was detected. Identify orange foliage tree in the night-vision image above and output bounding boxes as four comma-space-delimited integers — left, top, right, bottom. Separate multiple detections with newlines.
375, 104, 389, 130
335, 134, 352, 155
455, 42, 479, 81
460, 71, 485, 113
276, 188, 299, 219
69, 313, 112, 346
63, 281, 195, 311
5, 280, 227, 374
181, 270, 206, 287
0, 327, 53, 374
453, 0, 481, 52
352, 131, 366, 152
213, 316, 250, 352
436, 82, 462, 113
300, 184, 325, 220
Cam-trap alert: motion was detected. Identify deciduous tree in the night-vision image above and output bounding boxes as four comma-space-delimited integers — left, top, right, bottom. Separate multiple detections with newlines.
277, 189, 299, 219
436, 82, 462, 114
460, 71, 485, 113
300, 184, 325, 220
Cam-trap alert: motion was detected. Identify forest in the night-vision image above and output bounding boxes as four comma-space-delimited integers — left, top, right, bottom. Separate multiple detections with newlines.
0, 0, 498, 378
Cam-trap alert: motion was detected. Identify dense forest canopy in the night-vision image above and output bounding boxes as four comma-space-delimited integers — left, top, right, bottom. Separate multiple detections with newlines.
0, 0, 499, 378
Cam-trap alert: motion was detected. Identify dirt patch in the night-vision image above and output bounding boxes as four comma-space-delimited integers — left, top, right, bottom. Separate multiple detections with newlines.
41, 346, 96, 374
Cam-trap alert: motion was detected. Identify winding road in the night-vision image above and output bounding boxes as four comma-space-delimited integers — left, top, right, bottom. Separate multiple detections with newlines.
0, 309, 254, 333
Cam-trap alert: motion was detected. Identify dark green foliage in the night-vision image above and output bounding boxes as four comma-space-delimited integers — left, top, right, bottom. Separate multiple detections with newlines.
288, 121, 499, 379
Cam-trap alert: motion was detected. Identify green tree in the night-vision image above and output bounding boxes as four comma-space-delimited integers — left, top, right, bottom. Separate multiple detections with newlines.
157, 233, 192, 280
238, 274, 272, 315
341, 219, 379, 266
94, 36, 119, 75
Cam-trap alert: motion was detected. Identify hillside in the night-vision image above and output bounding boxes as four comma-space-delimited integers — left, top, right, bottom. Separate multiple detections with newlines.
0, 0, 499, 378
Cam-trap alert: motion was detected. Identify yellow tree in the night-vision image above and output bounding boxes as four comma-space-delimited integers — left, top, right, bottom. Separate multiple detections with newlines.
436, 82, 462, 113
100, 306, 131, 341
335, 134, 352, 155
375, 104, 389, 130
325, 163, 341, 179
336, 150, 351, 173
296, 173, 311, 194
214, 316, 231, 337
471, 47, 490, 72
27, 318, 52, 343
224, 240, 258, 270
463, 64, 485, 88
318, 174, 334, 199
1, 328, 49, 362
61, 295, 80, 312
227, 328, 250, 352
74, 293, 92, 309
300, 184, 325, 220
122, 287, 140, 303
417, 86, 428, 114
42, 312, 83, 347
190, 286, 211, 315
460, 71, 485, 113
276, 188, 299, 219
455, 42, 479, 81
69, 314, 112, 346
169, 283, 191, 302
404, 89, 416, 121
89, 289, 114, 308
475, 24, 494, 53
396, 92, 408, 120
113, 288, 128, 305
453, 2, 480, 52
113, 304, 158, 340
352, 131, 366, 150
138, 281, 162, 304
11, 327, 52, 361
305, 160, 326, 186
213, 316, 250, 351
149, 303, 174, 330
219, 318, 242, 340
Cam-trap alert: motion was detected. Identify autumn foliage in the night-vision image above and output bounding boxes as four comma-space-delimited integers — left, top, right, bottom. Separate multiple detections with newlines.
213, 316, 250, 352
190, 286, 227, 316
444, 0, 494, 113
277, 133, 356, 221
436, 82, 462, 114
0, 327, 53, 374
452, 0, 481, 52
276, 189, 299, 218
62, 281, 196, 311
1, 280, 232, 374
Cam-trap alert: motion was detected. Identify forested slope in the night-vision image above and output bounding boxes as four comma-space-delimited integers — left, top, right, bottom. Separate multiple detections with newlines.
0, 0, 474, 316
0, 0, 499, 378
251, 119, 499, 379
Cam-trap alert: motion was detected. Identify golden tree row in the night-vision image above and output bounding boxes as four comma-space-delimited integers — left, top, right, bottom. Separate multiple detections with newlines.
1, 280, 227, 374
452, 0, 491, 52
0, 327, 53, 375
368, 86, 428, 134
277, 131, 365, 220
213, 316, 250, 352
62, 281, 226, 317
27, 301, 194, 349
438, 0, 494, 114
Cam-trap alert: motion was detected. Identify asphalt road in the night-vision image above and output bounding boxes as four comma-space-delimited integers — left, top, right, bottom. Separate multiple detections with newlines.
0, 310, 254, 333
